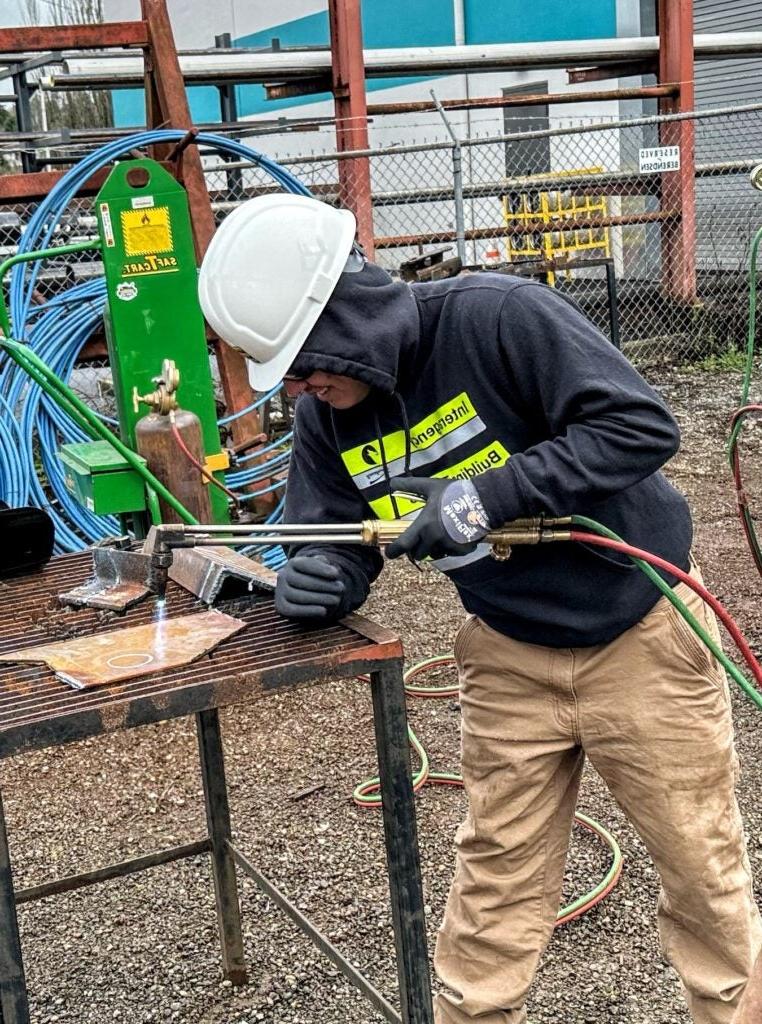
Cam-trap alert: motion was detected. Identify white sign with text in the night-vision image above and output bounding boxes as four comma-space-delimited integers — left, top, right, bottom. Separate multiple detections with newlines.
638, 146, 681, 173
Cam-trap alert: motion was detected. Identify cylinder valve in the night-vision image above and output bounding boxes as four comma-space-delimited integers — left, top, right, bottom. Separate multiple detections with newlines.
133, 358, 180, 416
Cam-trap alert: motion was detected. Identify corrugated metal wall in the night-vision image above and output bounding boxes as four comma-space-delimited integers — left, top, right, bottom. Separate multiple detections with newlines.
695, 0, 762, 107
694, 1, 762, 271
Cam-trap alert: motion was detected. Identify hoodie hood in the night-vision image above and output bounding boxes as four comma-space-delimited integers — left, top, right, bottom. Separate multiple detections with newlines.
286, 262, 420, 394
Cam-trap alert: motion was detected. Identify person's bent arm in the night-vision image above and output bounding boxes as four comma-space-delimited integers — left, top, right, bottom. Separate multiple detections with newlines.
276, 399, 382, 620
473, 285, 681, 526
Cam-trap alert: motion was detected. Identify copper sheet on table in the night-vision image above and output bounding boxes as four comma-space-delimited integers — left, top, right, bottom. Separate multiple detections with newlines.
0, 611, 246, 690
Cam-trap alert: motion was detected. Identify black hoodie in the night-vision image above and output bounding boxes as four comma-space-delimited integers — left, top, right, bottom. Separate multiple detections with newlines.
283, 266, 692, 647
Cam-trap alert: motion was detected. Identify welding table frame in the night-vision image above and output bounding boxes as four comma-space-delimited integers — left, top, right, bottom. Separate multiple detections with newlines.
0, 554, 434, 1024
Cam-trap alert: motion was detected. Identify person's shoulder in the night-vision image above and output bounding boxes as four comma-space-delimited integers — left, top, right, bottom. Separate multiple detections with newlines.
412, 271, 547, 310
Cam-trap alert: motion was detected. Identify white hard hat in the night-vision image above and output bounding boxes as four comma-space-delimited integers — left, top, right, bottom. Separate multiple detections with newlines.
198, 194, 357, 391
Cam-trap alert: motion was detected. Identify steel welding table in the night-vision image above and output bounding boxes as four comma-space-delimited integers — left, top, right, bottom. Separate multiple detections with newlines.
0, 553, 434, 1024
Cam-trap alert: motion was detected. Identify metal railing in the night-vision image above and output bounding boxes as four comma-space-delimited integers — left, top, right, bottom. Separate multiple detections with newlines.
4, 101, 762, 365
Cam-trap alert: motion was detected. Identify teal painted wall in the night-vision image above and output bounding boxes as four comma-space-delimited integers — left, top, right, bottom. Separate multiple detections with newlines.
113, 0, 617, 126
465, 0, 616, 45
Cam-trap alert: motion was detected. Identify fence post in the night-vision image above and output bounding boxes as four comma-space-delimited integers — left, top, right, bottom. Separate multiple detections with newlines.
328, 0, 375, 258
215, 32, 244, 203
658, 0, 696, 303
431, 90, 466, 266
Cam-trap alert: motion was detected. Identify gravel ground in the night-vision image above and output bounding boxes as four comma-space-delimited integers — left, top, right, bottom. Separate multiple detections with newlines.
3, 366, 762, 1024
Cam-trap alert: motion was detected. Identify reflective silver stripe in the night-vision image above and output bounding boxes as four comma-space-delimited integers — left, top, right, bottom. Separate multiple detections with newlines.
385, 514, 491, 573
352, 416, 486, 491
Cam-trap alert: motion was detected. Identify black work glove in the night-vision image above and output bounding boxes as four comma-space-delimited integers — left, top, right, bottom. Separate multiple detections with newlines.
385, 475, 491, 562
275, 554, 346, 620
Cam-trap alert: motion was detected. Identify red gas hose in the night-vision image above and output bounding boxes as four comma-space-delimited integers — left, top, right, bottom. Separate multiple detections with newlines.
570, 531, 762, 687
170, 418, 240, 507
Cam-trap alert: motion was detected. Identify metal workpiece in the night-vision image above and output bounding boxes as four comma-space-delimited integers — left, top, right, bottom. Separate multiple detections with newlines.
56, 533, 269, 612
168, 546, 277, 603
59, 544, 152, 611
1, 611, 246, 690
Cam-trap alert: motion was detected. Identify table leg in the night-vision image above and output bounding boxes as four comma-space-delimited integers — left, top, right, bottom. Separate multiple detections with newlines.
196, 709, 247, 985
0, 791, 29, 1024
370, 664, 434, 1024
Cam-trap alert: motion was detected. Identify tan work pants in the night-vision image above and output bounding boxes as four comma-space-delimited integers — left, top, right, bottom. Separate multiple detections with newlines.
733, 952, 762, 1023
435, 569, 762, 1024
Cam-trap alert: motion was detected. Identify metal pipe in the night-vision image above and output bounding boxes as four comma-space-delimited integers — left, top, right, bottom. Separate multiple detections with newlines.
172, 535, 367, 546
0, 117, 334, 148
0, 240, 102, 337
47, 33, 762, 90
0, 340, 199, 526
452, 0, 466, 47
367, 84, 679, 115
373, 209, 678, 250
180, 523, 368, 533
276, 100, 762, 163
431, 89, 466, 266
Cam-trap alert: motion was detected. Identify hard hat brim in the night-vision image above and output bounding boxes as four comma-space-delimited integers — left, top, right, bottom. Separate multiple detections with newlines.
245, 340, 304, 393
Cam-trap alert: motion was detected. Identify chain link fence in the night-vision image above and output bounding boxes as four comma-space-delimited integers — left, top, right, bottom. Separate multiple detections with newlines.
4, 102, 762, 366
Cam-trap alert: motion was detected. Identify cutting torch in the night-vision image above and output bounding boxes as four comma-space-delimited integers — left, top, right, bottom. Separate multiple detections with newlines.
143, 516, 573, 600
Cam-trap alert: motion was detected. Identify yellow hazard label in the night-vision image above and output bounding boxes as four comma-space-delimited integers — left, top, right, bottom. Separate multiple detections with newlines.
341, 392, 478, 478
368, 442, 510, 520
121, 205, 173, 257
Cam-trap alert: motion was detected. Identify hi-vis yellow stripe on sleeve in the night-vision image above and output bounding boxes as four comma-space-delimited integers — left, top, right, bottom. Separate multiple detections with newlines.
341, 392, 477, 479
368, 441, 510, 520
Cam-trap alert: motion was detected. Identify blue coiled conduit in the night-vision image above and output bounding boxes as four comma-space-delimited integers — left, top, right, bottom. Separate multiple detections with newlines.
1, 131, 306, 567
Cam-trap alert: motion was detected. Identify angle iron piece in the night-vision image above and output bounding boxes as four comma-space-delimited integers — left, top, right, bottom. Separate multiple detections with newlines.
59, 546, 152, 611
168, 546, 277, 604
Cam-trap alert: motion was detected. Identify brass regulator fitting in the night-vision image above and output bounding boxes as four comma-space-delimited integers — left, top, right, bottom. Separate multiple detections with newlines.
133, 358, 180, 416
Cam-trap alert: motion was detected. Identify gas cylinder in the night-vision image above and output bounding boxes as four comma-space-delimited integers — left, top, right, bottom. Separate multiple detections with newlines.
136, 407, 212, 524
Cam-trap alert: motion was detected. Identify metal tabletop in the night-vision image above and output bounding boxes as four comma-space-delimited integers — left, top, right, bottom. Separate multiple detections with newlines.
0, 552, 403, 759
0, 553, 432, 1024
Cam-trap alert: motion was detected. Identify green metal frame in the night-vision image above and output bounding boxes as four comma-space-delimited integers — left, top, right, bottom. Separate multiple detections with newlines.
0, 239, 198, 525
95, 158, 229, 522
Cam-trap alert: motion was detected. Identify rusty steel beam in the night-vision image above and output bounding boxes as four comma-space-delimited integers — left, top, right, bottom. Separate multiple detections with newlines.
0, 168, 98, 201
658, 0, 696, 303
367, 84, 677, 115
265, 74, 333, 100
140, 0, 266, 494
328, 0, 374, 258
77, 336, 109, 362
374, 210, 678, 249
567, 59, 658, 84
0, 162, 176, 202
0, 22, 148, 53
